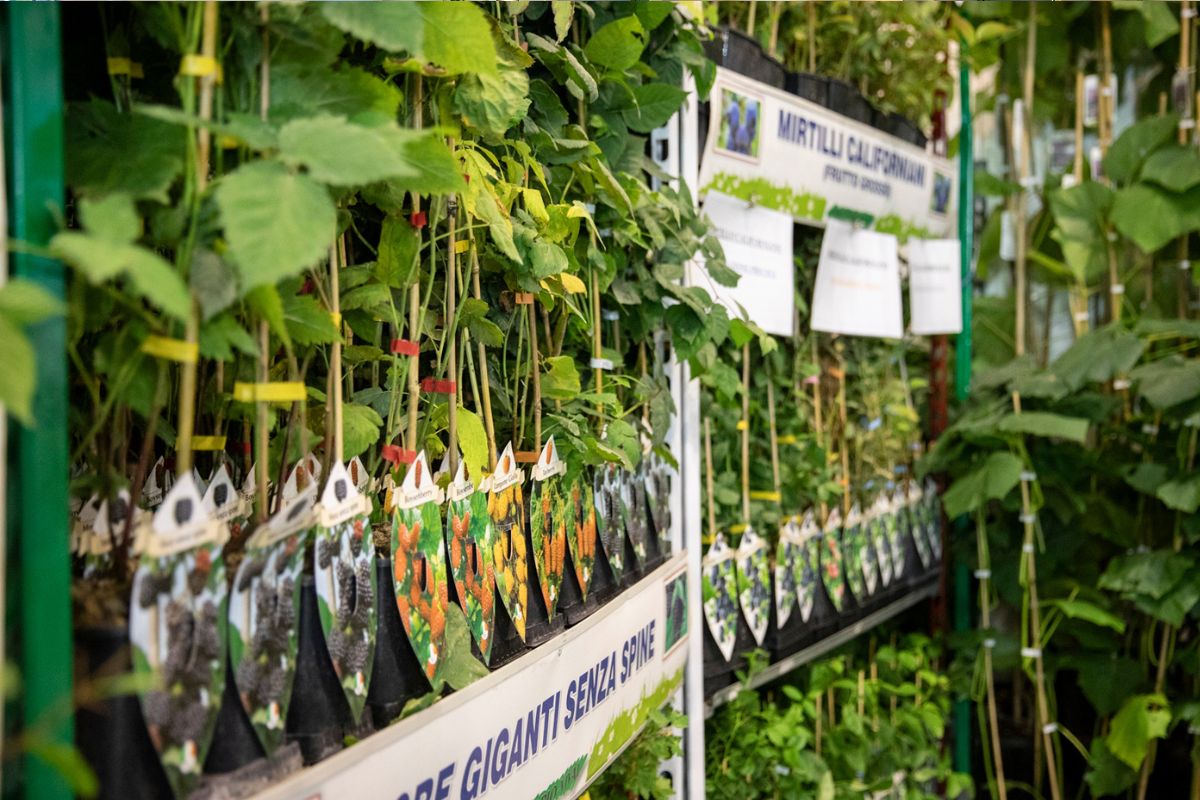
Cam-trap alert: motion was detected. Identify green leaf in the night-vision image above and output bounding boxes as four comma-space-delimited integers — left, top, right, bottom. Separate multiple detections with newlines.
1140, 145, 1200, 193
66, 100, 186, 202
340, 283, 392, 314
633, 1, 674, 31
135, 104, 279, 151
341, 403, 384, 459
1049, 181, 1113, 284
1102, 114, 1177, 185
542, 355, 581, 400
1052, 325, 1145, 390
456, 406, 488, 484
941, 451, 1023, 518
1138, 1, 1180, 47
199, 313, 259, 362
0, 280, 64, 326
1085, 738, 1138, 797
1157, 474, 1200, 513
79, 194, 139, 244
0, 315, 36, 424
585, 15, 647, 72
1046, 599, 1125, 632
439, 604, 490, 690
282, 293, 339, 346
461, 150, 520, 262
623, 83, 688, 134
996, 411, 1089, 443
279, 116, 421, 186
245, 284, 291, 350
1123, 463, 1170, 495
455, 67, 531, 139
190, 248, 238, 321
467, 316, 503, 347
1111, 183, 1200, 254
320, 2, 497, 75
1100, 550, 1194, 600
375, 216, 422, 289
1106, 694, 1170, 770
51, 233, 190, 320
216, 160, 336, 290
1131, 356, 1200, 409
394, 134, 467, 195
270, 64, 402, 126
551, 1, 573, 41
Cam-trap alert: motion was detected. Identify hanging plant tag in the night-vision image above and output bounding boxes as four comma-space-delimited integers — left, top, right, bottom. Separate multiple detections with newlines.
820, 507, 847, 612
886, 490, 908, 581
529, 438, 568, 620
871, 494, 893, 588
594, 465, 626, 583
142, 455, 167, 509
842, 503, 868, 601
202, 464, 250, 542
129, 474, 229, 798
618, 468, 647, 566
906, 480, 933, 569
392, 451, 450, 684
774, 518, 803, 629
923, 477, 943, 560
314, 461, 378, 722
280, 452, 321, 508
643, 451, 672, 550
793, 512, 821, 623
735, 526, 771, 646
487, 442, 529, 642
568, 476, 598, 602
702, 534, 739, 662
348, 455, 371, 494
445, 458, 497, 664
229, 491, 307, 757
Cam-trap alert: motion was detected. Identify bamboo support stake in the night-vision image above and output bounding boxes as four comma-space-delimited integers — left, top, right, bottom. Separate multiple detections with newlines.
835, 344, 850, 518
177, 0, 219, 477
1071, 71, 1091, 336
470, 240, 498, 470
407, 77, 423, 458
811, 337, 828, 520
528, 300, 542, 449
255, 4, 270, 521
766, 381, 781, 500
1099, 2, 1114, 155
978, 512, 1009, 800
1179, 1, 1194, 320
815, 690, 823, 755
807, 1, 817, 72
329, 243, 343, 465
740, 343, 751, 526
746, 0, 757, 38
447, 185, 459, 475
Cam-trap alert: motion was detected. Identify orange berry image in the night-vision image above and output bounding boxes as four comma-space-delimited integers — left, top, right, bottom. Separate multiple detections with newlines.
430, 603, 445, 643
438, 575, 449, 606
451, 535, 463, 571
394, 549, 408, 583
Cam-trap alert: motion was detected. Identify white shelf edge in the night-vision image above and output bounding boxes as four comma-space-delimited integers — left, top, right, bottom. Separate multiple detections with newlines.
705, 581, 939, 714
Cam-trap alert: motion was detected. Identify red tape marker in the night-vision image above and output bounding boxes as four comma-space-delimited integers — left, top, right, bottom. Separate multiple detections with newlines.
409, 210, 427, 229
390, 339, 420, 356
381, 444, 417, 465
420, 378, 457, 395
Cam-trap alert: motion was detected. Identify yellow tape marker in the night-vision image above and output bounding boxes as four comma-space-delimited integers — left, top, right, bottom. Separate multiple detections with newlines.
736, 420, 749, 431
179, 54, 223, 83
232, 382, 307, 403
107, 57, 143, 78
330, 311, 342, 329
141, 335, 198, 364
778, 435, 797, 445
453, 239, 470, 254
191, 435, 227, 451
729, 523, 748, 534
750, 490, 782, 502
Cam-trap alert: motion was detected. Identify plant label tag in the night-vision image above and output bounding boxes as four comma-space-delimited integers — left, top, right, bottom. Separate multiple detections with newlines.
795, 511, 821, 622
489, 442, 525, 494
1083, 74, 1099, 127
735, 527, 771, 645
531, 436, 566, 482
316, 460, 373, 527
394, 452, 444, 510
249, 485, 318, 549
811, 219, 903, 339
348, 455, 371, 493
701, 534, 739, 662
202, 464, 249, 525
774, 518, 802, 628
138, 473, 229, 558
1000, 210, 1016, 261
907, 238, 962, 335
447, 459, 475, 503
91, 489, 140, 556
142, 456, 166, 508
702, 189, 796, 337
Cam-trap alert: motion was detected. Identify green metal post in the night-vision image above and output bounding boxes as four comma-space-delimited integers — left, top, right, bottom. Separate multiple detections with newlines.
952, 54, 975, 777
4, 4, 72, 800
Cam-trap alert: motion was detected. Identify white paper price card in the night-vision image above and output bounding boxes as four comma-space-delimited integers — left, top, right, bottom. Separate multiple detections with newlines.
907, 238, 962, 335
702, 189, 795, 337
810, 219, 903, 339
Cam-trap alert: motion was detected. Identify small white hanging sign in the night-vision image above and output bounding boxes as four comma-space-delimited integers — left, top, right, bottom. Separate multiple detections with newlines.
315, 460, 372, 527
907, 238, 963, 335
394, 451, 445, 510
811, 219, 903, 339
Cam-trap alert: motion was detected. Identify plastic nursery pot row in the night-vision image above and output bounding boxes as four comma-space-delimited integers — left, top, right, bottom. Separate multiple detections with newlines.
74, 452, 674, 799
703, 24, 928, 149
701, 478, 942, 698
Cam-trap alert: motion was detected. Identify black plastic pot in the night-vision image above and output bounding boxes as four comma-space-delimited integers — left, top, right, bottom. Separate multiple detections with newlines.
367, 558, 432, 727
558, 548, 601, 627
876, 109, 927, 149
785, 71, 829, 106
522, 525, 567, 646
285, 577, 350, 765
75, 626, 173, 800
489, 587, 528, 667
204, 653, 266, 774
704, 26, 786, 89
827, 78, 872, 124
588, 536, 621, 607
702, 624, 744, 699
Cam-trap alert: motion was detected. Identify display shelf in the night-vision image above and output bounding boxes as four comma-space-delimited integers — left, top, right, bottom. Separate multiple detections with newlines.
252, 554, 690, 800
705, 582, 939, 714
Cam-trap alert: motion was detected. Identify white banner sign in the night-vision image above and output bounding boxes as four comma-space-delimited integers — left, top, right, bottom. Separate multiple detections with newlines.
699, 67, 957, 239
907, 238, 962, 335
255, 557, 690, 800
702, 190, 795, 336
811, 219, 902, 339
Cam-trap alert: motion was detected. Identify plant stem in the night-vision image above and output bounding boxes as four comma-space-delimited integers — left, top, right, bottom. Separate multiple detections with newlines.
447, 187, 459, 475
740, 342, 751, 526
470, 236, 497, 470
